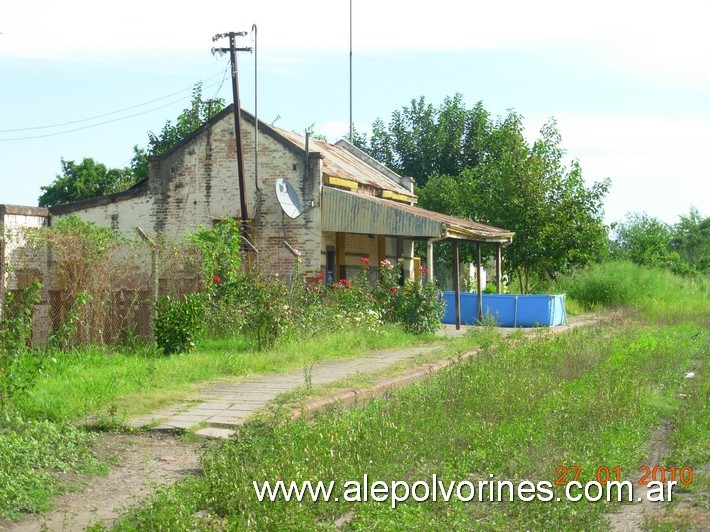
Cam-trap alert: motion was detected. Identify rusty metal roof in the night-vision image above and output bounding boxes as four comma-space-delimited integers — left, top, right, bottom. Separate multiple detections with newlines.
271, 126, 416, 199
322, 187, 514, 243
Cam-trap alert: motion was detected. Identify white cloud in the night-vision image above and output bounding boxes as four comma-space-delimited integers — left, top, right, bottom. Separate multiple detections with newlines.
542, 112, 710, 223
2, 1, 709, 87
314, 120, 350, 141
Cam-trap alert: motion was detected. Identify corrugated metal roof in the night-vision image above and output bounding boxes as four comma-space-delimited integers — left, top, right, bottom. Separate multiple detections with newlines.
322, 187, 514, 243
272, 126, 416, 199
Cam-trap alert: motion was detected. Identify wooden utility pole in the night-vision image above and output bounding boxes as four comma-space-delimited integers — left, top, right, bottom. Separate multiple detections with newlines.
212, 32, 252, 250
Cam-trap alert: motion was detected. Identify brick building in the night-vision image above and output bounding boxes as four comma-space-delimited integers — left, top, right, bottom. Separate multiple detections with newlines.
48, 105, 513, 283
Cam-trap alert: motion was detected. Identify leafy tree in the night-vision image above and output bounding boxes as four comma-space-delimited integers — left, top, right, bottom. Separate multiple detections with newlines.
131, 83, 225, 180
38, 158, 137, 208
40, 83, 224, 206
671, 207, 710, 273
360, 94, 492, 187
610, 208, 710, 274
418, 112, 609, 293
362, 95, 610, 292
610, 212, 685, 271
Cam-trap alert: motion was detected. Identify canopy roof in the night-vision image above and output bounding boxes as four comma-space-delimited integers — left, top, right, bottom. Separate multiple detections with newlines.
321, 187, 513, 243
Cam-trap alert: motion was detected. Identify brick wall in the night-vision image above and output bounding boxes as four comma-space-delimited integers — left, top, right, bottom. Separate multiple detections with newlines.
0, 206, 52, 343
53, 111, 325, 279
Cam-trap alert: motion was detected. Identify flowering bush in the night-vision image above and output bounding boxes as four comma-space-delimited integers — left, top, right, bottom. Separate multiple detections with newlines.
371, 258, 443, 333
191, 238, 441, 350
395, 279, 445, 334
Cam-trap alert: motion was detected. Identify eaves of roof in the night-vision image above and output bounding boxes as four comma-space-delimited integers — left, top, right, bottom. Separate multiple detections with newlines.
321, 187, 514, 244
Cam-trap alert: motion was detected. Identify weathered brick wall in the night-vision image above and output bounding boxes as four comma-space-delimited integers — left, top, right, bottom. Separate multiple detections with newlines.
52, 111, 324, 279
0, 206, 52, 343
241, 120, 323, 279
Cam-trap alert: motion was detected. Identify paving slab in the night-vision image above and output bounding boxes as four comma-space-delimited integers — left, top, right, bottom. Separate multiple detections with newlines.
127, 317, 600, 436
127, 343, 445, 433
195, 427, 236, 439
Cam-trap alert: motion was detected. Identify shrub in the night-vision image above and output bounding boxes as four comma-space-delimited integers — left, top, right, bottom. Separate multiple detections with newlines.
154, 293, 205, 355
211, 270, 292, 350
395, 278, 445, 334
0, 281, 45, 408
555, 260, 710, 324
371, 258, 443, 334
186, 217, 242, 288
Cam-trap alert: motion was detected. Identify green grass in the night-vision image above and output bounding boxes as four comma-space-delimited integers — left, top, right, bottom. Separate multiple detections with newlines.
642, 342, 710, 531
15, 326, 432, 424
555, 260, 710, 325
4, 262, 708, 528
0, 413, 107, 519
111, 322, 708, 530
0, 325, 434, 521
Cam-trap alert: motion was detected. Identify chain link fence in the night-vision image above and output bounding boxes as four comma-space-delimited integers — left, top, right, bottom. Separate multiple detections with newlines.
1, 226, 204, 348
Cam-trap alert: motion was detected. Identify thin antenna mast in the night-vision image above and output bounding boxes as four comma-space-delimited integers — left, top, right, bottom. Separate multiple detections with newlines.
349, 0, 353, 143
253, 24, 260, 192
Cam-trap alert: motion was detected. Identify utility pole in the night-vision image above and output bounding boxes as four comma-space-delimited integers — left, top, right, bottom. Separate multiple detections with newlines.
212, 32, 252, 251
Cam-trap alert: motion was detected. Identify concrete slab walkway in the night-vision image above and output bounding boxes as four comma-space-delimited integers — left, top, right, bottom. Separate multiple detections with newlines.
126, 344, 444, 438
126, 316, 601, 439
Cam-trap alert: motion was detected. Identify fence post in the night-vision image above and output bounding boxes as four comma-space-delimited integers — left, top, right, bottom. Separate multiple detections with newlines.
0, 228, 5, 324
136, 228, 158, 342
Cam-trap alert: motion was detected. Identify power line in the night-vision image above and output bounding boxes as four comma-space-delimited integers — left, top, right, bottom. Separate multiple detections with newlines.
0, 67, 228, 134
0, 94, 195, 141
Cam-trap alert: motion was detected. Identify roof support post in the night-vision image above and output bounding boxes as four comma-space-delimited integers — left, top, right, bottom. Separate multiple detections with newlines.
426, 236, 445, 284
426, 239, 434, 283
476, 242, 483, 324
496, 242, 502, 294
396, 236, 405, 285
453, 240, 461, 330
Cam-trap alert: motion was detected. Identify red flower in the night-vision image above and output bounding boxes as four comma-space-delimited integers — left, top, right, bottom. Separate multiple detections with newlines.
339, 279, 351, 289
421, 267, 428, 275
390, 286, 398, 294
213, 275, 221, 283
360, 257, 371, 266
316, 272, 326, 281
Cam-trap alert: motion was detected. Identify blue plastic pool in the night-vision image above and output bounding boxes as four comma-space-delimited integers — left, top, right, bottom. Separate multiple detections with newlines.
441, 292, 567, 327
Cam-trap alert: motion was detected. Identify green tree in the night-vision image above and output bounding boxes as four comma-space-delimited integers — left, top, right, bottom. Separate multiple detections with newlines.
419, 113, 609, 293
671, 207, 710, 273
38, 158, 137, 208
131, 83, 225, 180
40, 82, 225, 207
611, 212, 683, 270
361, 94, 491, 186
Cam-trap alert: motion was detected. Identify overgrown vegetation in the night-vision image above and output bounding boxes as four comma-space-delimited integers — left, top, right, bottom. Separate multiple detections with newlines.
611, 208, 710, 275
113, 319, 707, 529
0, 281, 43, 408
554, 260, 709, 325
159, 230, 445, 354
0, 414, 104, 519
14, 327, 430, 425
154, 293, 205, 356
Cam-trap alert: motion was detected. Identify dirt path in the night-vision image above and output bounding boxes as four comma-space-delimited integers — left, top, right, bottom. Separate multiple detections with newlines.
608, 398, 708, 530
607, 421, 673, 531
4, 432, 203, 531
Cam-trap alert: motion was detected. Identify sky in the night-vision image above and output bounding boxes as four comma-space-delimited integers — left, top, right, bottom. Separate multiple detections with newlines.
1, 0, 708, 226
